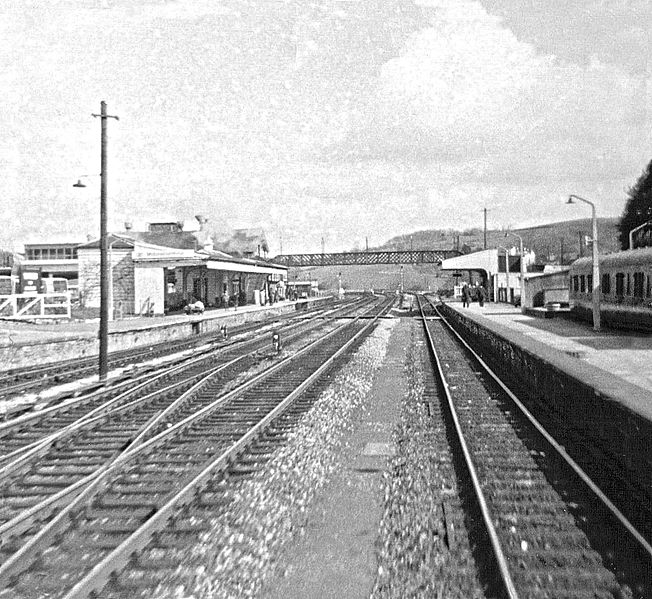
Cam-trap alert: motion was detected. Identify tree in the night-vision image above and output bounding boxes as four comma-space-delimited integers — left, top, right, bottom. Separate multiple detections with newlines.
618, 159, 652, 250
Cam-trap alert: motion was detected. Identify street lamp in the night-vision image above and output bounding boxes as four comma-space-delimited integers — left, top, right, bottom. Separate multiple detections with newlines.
628, 220, 652, 250
504, 231, 524, 307
74, 102, 119, 380
567, 194, 600, 330
497, 245, 510, 303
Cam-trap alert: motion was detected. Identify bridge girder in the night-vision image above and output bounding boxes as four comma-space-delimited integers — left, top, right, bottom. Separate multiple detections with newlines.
272, 250, 461, 268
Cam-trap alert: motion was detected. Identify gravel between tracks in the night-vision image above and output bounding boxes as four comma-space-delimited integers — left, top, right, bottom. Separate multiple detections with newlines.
148, 319, 396, 599
372, 327, 484, 599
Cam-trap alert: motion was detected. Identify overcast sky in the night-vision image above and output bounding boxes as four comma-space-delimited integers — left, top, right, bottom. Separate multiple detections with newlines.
2, 0, 650, 253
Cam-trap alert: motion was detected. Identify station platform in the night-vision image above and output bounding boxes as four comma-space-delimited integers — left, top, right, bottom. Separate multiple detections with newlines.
0, 298, 333, 373
443, 300, 652, 423
0, 299, 309, 348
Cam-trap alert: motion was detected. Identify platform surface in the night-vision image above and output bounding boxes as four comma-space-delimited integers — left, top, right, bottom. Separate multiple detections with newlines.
444, 300, 652, 422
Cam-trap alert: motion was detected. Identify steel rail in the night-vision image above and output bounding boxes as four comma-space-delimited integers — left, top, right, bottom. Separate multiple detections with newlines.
416, 295, 520, 599
0, 296, 370, 457
0, 297, 391, 585
0, 298, 381, 540
427, 297, 652, 561
0, 297, 355, 401
63, 300, 390, 599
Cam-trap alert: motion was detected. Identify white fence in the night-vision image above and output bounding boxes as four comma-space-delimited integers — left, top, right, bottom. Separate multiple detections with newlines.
0, 293, 71, 319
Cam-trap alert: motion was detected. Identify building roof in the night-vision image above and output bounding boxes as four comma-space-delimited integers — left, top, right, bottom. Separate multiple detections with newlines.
77, 234, 135, 250
571, 247, 652, 270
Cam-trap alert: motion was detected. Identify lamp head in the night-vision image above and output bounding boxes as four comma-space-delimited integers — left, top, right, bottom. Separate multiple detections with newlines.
73, 179, 87, 188
566, 196, 575, 204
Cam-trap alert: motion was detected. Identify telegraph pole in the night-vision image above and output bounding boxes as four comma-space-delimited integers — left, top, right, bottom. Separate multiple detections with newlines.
483, 207, 488, 249
92, 101, 119, 380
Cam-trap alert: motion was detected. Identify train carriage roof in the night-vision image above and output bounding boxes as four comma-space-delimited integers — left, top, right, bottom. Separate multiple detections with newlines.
571, 247, 652, 271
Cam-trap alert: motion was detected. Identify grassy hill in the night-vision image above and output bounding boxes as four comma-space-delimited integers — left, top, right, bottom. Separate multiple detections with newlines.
289, 218, 622, 292
379, 217, 621, 264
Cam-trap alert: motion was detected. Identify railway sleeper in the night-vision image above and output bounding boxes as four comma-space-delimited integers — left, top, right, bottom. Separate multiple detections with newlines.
97, 494, 160, 509
512, 567, 619, 591
20, 474, 84, 487
111, 483, 174, 495
114, 566, 177, 588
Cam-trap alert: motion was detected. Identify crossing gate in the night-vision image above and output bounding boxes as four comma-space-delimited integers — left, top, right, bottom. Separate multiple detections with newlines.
0, 293, 71, 320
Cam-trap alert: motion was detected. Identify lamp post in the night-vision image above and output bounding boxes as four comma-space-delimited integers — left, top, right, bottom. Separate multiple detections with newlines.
504, 231, 524, 307
75, 102, 119, 380
567, 194, 600, 330
497, 245, 510, 303
629, 220, 652, 250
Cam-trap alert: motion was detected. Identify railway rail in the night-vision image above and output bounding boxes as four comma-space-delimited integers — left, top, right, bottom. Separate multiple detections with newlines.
0, 298, 350, 402
0, 296, 380, 513
417, 295, 651, 598
0, 295, 392, 598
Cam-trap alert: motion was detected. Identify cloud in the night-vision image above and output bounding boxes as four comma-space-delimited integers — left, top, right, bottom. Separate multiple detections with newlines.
336, 0, 650, 184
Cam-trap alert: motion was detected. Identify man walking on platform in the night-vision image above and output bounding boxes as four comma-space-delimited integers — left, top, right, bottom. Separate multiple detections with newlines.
462, 284, 471, 308
477, 284, 487, 307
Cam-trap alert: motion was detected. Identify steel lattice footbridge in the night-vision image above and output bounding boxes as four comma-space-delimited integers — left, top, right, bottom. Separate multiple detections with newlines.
272, 249, 461, 267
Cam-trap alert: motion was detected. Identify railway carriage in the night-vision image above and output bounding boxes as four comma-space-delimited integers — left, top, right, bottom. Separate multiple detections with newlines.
569, 247, 652, 330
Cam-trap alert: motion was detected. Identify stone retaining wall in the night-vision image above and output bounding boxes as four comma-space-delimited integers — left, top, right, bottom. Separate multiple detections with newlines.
0, 298, 330, 371
438, 303, 652, 500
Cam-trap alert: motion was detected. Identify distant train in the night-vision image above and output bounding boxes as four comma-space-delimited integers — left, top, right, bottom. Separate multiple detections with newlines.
569, 247, 652, 331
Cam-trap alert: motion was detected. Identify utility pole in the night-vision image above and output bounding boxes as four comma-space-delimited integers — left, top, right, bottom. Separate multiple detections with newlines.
560, 237, 565, 265
578, 231, 584, 258
483, 207, 488, 249
92, 101, 119, 380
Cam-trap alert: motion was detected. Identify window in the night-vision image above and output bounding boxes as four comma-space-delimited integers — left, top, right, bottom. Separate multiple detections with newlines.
33, 249, 41, 259
634, 272, 645, 298
626, 274, 631, 295
580, 275, 586, 293
616, 273, 625, 296
647, 275, 651, 298
572, 275, 579, 292
601, 273, 610, 295
587, 275, 593, 295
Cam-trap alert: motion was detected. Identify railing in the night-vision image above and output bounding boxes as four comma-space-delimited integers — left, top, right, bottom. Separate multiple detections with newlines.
0, 293, 71, 320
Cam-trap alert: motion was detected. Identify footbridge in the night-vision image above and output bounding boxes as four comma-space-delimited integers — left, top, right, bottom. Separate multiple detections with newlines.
272, 249, 461, 267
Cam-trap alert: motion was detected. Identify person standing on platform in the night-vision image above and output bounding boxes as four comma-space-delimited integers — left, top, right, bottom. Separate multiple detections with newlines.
477, 284, 487, 307
462, 284, 471, 308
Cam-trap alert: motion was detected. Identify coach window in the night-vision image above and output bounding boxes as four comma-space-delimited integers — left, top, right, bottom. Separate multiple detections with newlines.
616, 272, 625, 296
571, 275, 577, 292
634, 272, 645, 298
580, 275, 586, 293
601, 273, 610, 295
587, 275, 593, 295
647, 275, 652, 298
626, 273, 631, 295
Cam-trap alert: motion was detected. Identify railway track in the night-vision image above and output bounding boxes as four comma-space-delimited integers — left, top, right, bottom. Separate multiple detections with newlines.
0, 297, 383, 527
0, 296, 369, 456
0, 296, 392, 598
0, 298, 351, 401
418, 296, 651, 598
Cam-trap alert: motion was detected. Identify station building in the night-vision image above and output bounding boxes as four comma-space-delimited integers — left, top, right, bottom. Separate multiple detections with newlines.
77, 219, 287, 317
440, 247, 536, 305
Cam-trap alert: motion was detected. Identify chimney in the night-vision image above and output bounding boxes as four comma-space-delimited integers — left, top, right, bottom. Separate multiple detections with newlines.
195, 215, 208, 230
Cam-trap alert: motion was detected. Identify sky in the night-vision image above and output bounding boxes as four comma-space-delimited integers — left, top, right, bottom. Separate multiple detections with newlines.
1, 0, 650, 254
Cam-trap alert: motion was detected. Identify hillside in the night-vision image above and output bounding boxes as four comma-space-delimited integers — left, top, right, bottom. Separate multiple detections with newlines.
378, 218, 621, 264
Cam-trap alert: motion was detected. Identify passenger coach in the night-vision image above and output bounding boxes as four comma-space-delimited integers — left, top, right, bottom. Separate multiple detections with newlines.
569, 247, 652, 330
